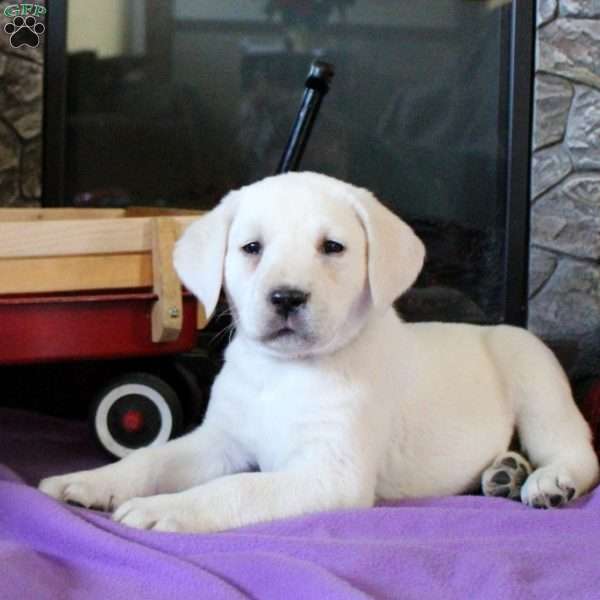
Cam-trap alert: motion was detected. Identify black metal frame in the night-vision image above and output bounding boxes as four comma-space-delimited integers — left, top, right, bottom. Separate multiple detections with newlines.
40, 0, 535, 326
41, 0, 67, 207
501, 0, 535, 327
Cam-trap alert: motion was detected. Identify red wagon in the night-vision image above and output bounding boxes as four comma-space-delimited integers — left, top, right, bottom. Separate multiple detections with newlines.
0, 207, 207, 457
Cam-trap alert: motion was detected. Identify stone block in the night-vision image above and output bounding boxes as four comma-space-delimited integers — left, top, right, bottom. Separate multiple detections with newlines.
539, 0, 559, 26
4, 58, 42, 104
565, 85, 600, 170
4, 105, 42, 140
0, 168, 19, 205
21, 139, 41, 199
529, 257, 600, 341
0, 120, 19, 172
559, 0, 600, 17
529, 246, 558, 297
531, 143, 572, 199
537, 18, 600, 88
532, 174, 600, 259
532, 74, 573, 150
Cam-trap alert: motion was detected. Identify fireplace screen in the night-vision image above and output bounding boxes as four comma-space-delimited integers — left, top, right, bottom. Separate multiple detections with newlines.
46, 0, 532, 326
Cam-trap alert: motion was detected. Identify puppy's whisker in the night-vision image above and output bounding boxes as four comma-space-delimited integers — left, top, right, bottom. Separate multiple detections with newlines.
227, 324, 236, 344
210, 328, 229, 344
215, 306, 233, 319
210, 322, 236, 345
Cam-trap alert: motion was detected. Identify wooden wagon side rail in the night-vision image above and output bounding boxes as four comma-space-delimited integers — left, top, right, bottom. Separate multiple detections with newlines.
0, 211, 206, 341
0, 215, 198, 258
0, 253, 152, 295
0, 207, 200, 222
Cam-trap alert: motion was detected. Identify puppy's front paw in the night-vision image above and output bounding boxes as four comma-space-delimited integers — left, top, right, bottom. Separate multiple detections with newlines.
520, 466, 576, 509
113, 494, 211, 533
39, 471, 128, 511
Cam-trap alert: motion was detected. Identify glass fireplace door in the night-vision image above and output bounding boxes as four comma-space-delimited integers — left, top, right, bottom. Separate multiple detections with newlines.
45, 0, 533, 326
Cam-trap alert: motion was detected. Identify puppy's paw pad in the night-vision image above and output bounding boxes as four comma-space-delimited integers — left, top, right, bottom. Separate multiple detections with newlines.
482, 451, 532, 500
520, 467, 577, 509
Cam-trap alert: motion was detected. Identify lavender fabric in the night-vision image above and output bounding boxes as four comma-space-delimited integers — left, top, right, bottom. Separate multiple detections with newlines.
1, 408, 600, 599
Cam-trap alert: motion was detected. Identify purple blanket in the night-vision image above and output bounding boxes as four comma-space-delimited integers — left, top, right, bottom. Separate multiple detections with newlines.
1, 408, 600, 599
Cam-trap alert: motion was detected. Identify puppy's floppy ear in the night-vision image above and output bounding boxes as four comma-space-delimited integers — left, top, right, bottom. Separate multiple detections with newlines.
348, 188, 425, 310
173, 192, 238, 320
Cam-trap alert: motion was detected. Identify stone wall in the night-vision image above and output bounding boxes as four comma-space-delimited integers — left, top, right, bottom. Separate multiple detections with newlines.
0, 0, 44, 207
529, 0, 600, 351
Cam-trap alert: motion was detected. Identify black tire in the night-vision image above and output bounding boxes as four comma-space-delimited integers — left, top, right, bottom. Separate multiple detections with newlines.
90, 372, 183, 459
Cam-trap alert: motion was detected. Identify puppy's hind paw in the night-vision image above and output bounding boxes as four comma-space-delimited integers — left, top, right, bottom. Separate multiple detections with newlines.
520, 466, 576, 509
482, 451, 532, 500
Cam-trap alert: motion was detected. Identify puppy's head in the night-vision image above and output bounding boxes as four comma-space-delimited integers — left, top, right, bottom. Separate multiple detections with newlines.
174, 172, 424, 358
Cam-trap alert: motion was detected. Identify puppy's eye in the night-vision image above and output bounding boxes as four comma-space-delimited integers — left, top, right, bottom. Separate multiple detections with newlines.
321, 240, 345, 255
241, 241, 262, 255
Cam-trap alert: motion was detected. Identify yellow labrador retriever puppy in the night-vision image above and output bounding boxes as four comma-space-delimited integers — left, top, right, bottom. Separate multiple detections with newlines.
40, 172, 599, 532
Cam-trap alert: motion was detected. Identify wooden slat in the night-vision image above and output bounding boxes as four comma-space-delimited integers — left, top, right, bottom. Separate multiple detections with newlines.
151, 218, 183, 342
0, 215, 199, 258
0, 253, 153, 294
0, 208, 126, 222
125, 207, 202, 217
0, 207, 203, 222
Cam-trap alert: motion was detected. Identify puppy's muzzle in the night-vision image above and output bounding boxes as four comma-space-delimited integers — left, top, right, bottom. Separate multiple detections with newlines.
269, 287, 310, 318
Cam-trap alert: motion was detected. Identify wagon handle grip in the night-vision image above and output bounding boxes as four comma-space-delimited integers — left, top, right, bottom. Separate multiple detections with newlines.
276, 60, 335, 174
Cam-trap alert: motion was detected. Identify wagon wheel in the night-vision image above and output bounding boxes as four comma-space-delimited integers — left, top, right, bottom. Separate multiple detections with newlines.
91, 372, 183, 459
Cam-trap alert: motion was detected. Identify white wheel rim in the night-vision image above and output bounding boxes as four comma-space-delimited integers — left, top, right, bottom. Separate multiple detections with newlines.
95, 383, 173, 458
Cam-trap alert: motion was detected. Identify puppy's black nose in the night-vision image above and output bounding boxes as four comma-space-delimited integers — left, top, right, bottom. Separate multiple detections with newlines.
270, 287, 310, 317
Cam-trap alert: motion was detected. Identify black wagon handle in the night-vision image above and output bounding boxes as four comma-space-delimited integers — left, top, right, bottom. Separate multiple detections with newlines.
276, 60, 335, 175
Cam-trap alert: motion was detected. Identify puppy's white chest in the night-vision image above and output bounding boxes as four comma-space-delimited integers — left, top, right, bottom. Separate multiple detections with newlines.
228, 347, 359, 473
244, 388, 304, 471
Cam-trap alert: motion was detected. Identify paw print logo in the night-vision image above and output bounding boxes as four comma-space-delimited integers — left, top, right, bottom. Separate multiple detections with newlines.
4, 15, 45, 49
